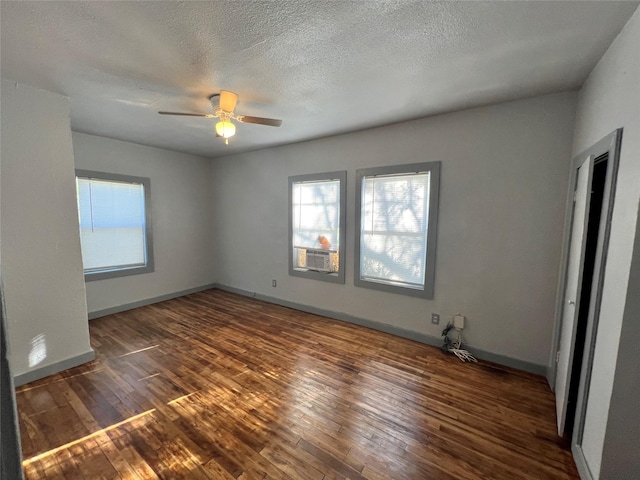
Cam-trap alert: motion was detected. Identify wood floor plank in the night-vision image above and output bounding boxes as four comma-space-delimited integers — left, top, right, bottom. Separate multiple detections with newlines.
16, 289, 579, 479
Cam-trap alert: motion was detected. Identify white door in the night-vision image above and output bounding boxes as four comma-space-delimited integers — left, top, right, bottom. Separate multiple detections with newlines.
555, 155, 594, 435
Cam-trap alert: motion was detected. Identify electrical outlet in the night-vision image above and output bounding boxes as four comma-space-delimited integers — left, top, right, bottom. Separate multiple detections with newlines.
272, 280, 277, 287
453, 315, 465, 329
431, 313, 440, 325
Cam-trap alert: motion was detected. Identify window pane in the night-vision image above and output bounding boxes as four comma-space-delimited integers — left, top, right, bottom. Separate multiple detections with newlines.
292, 179, 340, 251
360, 173, 430, 289
76, 177, 146, 272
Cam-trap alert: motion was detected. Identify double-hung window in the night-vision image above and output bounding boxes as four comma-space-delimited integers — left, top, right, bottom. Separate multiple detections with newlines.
355, 162, 440, 298
75, 170, 154, 281
289, 171, 346, 283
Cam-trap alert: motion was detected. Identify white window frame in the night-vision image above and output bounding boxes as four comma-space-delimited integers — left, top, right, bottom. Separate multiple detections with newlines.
355, 162, 440, 298
288, 171, 346, 284
75, 170, 154, 281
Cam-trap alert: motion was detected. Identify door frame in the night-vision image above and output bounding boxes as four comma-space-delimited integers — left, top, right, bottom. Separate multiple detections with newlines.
1, 276, 25, 479
549, 129, 621, 388
548, 129, 622, 477
554, 152, 594, 435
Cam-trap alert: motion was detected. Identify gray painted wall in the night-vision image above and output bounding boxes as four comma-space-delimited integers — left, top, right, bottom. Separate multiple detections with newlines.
0, 80, 93, 380
72, 132, 216, 315
212, 91, 577, 368
568, 7, 640, 477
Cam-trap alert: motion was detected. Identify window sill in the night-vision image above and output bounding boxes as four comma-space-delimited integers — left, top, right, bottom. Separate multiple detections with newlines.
84, 264, 154, 282
354, 276, 433, 299
289, 267, 344, 284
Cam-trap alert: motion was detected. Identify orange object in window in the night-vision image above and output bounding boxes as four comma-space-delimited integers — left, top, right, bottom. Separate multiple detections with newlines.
318, 235, 331, 249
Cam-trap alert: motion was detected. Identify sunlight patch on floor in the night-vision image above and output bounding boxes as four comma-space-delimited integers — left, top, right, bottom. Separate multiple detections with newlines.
22, 408, 157, 466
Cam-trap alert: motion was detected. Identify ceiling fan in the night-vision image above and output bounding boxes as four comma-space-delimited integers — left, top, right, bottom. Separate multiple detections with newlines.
158, 90, 282, 144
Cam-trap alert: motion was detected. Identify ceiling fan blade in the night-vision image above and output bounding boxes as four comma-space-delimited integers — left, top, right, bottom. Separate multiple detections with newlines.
237, 115, 282, 127
220, 90, 238, 113
158, 111, 215, 118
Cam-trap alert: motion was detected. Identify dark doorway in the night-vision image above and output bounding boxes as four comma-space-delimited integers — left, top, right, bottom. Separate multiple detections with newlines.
564, 154, 608, 438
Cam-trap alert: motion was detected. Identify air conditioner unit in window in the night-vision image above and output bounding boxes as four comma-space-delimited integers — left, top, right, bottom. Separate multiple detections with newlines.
303, 248, 338, 273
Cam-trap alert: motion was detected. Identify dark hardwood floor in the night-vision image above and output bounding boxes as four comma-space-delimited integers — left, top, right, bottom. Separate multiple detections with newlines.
16, 289, 579, 479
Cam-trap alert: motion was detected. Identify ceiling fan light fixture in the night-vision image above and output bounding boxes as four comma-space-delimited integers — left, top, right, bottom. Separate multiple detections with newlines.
160, 91, 281, 146
215, 120, 236, 138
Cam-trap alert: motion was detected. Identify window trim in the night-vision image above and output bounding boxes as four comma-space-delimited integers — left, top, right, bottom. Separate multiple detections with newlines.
355, 162, 440, 298
288, 171, 346, 284
75, 169, 155, 282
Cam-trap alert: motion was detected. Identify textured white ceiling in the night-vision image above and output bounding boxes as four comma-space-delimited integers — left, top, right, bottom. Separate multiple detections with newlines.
1, 1, 637, 158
